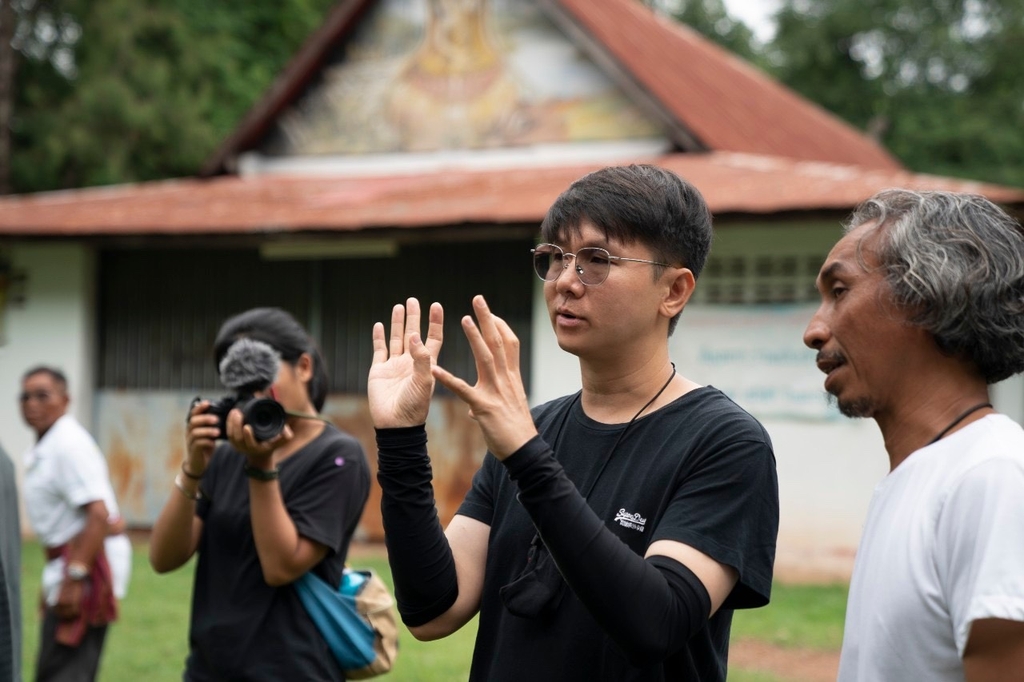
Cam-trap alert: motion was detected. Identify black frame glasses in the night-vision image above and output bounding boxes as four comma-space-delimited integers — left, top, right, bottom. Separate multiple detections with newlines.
531, 243, 672, 286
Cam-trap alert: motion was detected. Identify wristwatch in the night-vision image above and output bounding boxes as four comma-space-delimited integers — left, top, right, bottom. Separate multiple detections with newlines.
66, 561, 89, 581
243, 462, 280, 481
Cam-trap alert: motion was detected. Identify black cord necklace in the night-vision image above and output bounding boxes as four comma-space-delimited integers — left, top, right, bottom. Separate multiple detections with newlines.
547, 362, 678, 498
926, 401, 993, 446
580, 362, 677, 497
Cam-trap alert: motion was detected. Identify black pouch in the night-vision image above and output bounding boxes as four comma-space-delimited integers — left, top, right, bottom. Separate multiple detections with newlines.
499, 534, 566, 619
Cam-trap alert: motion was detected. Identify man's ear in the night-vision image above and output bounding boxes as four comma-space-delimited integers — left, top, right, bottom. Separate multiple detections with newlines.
661, 268, 696, 320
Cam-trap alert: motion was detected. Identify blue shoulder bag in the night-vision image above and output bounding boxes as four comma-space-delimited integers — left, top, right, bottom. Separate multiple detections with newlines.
295, 568, 399, 679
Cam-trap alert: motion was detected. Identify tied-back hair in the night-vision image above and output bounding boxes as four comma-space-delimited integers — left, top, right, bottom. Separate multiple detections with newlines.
540, 164, 713, 335
213, 308, 330, 411
848, 189, 1024, 383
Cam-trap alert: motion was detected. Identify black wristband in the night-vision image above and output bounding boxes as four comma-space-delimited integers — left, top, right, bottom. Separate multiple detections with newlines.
375, 425, 429, 450
243, 463, 280, 481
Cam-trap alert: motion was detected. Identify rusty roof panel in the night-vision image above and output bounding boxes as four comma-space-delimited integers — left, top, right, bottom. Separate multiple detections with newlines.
555, 0, 900, 169
1, 153, 1021, 237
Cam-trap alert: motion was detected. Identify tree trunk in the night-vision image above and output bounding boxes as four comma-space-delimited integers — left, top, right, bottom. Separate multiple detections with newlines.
0, 0, 16, 195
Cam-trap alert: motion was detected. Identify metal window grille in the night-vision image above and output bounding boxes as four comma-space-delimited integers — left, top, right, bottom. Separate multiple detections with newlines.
97, 240, 534, 393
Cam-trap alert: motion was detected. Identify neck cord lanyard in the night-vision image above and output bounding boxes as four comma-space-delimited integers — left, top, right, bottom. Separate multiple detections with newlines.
284, 410, 333, 424
550, 363, 677, 499
926, 401, 992, 446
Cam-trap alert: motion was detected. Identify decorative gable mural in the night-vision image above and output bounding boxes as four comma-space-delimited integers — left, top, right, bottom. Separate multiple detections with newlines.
265, 0, 664, 156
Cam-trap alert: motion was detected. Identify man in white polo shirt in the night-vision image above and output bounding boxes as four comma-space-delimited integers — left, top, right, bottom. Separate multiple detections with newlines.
20, 366, 131, 682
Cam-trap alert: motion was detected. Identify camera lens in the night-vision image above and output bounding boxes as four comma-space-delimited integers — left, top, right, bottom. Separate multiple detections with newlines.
240, 398, 287, 441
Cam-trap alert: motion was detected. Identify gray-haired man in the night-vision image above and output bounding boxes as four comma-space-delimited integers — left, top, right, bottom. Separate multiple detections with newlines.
804, 189, 1024, 681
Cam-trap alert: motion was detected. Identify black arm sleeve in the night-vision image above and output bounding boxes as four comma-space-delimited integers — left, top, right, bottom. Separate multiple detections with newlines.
503, 436, 713, 665
375, 426, 459, 627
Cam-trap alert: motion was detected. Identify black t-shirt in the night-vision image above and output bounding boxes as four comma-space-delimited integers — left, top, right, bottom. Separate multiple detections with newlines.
187, 424, 370, 682
458, 387, 779, 681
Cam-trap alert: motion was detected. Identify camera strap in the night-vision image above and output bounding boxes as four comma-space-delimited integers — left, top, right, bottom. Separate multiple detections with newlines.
285, 410, 333, 424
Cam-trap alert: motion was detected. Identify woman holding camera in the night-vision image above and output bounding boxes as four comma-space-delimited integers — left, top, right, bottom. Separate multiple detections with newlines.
150, 307, 370, 681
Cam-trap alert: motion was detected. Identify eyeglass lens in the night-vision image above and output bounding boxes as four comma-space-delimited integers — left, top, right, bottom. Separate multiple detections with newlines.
532, 245, 610, 285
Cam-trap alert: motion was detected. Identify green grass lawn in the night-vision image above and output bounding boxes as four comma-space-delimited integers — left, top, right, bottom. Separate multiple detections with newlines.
728, 582, 848, 682
732, 582, 848, 651
21, 540, 845, 681
21, 540, 478, 681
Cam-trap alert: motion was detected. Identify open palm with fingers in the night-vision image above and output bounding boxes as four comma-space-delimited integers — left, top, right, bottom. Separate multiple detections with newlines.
369, 298, 445, 428
432, 295, 538, 458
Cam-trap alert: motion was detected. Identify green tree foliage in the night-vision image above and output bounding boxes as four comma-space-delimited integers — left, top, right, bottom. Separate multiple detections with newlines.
767, 0, 1024, 187
11, 0, 335, 192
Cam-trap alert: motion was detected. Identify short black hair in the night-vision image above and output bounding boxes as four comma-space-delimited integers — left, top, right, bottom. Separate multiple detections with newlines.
540, 164, 712, 334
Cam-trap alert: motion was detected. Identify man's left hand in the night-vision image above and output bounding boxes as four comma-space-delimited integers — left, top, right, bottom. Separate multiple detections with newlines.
433, 295, 538, 459
53, 579, 85, 620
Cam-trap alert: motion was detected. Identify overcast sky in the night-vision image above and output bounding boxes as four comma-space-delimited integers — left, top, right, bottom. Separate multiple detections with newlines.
721, 0, 782, 42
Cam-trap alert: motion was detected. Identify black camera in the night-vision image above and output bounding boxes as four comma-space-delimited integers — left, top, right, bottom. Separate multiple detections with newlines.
192, 336, 288, 442
190, 393, 287, 442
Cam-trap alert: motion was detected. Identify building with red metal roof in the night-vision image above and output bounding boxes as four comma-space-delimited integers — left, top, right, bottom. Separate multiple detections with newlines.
2, 0, 1021, 576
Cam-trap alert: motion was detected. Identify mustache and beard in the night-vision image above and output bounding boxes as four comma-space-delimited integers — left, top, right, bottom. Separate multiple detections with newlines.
817, 350, 876, 419
826, 393, 875, 419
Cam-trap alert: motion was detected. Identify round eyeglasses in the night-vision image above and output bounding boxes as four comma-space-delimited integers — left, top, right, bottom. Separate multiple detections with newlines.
531, 243, 673, 286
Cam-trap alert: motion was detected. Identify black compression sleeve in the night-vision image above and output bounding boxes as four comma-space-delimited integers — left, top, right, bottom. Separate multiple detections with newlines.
503, 436, 713, 665
375, 426, 458, 627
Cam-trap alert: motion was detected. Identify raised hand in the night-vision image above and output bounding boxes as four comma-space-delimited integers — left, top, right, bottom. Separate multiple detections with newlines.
369, 298, 444, 428
432, 295, 538, 459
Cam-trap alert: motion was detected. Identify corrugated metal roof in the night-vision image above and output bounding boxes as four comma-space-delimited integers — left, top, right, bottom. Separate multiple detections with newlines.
2, 153, 1020, 237
554, 0, 901, 168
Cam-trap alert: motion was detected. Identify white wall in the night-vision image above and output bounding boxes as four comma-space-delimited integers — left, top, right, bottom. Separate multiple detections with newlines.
758, 418, 887, 581
992, 373, 1024, 424
0, 242, 97, 533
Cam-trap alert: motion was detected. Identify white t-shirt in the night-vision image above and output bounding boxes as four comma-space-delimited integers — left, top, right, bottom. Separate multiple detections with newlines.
23, 414, 132, 603
838, 414, 1024, 681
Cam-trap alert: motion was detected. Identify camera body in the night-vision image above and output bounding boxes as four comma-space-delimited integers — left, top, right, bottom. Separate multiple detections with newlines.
190, 393, 287, 442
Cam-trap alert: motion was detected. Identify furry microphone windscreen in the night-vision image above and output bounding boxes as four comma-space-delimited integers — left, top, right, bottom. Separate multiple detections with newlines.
218, 338, 281, 392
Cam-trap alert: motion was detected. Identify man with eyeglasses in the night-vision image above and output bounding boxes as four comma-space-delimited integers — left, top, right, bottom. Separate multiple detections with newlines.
368, 164, 780, 681
19, 366, 130, 681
